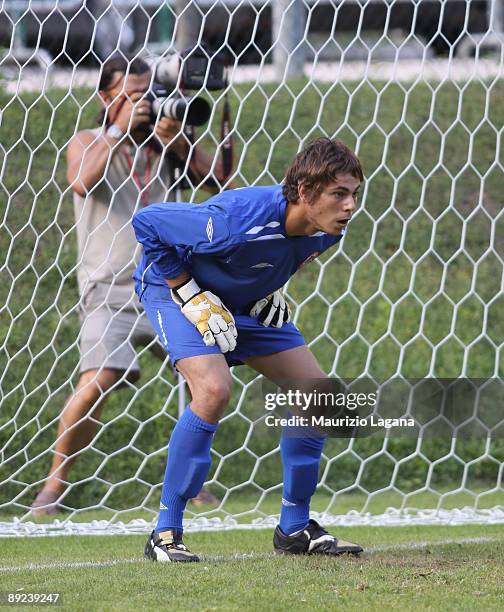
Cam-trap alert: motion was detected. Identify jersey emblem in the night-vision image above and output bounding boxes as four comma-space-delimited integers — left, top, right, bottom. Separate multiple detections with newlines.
206, 217, 214, 242
298, 251, 321, 269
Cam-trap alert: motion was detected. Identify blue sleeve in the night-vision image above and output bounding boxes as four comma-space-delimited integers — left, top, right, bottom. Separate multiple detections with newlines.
132, 201, 232, 279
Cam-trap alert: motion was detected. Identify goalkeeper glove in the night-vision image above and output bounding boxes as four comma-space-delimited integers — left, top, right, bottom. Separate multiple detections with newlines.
249, 289, 291, 328
171, 278, 237, 353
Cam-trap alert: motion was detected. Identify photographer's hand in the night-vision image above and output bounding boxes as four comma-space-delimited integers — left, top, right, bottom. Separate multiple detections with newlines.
112, 91, 151, 134
154, 118, 188, 157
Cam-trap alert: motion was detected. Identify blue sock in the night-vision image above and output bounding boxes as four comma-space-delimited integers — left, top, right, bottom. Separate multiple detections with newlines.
155, 406, 218, 533
279, 426, 325, 536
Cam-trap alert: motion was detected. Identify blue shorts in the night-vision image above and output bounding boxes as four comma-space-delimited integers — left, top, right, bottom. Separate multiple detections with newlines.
137, 282, 306, 367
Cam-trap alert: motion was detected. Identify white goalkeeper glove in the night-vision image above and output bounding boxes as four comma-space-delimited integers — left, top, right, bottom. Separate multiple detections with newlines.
249, 289, 291, 328
171, 278, 237, 353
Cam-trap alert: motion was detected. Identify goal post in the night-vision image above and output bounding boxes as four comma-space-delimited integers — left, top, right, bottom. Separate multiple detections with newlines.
0, 0, 503, 536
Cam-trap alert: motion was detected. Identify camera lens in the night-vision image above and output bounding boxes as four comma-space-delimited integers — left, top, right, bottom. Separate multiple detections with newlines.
161, 96, 211, 126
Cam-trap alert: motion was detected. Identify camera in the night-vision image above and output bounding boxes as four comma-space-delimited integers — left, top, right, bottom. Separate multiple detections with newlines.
146, 46, 226, 127
146, 86, 211, 126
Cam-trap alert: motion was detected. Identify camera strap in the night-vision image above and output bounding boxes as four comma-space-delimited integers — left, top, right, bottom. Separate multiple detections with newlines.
220, 58, 233, 181
220, 93, 233, 181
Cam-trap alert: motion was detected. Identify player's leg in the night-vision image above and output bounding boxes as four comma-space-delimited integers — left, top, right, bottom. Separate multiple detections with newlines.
144, 353, 231, 562
156, 353, 231, 533
137, 313, 221, 508
244, 346, 362, 555
245, 346, 325, 533
31, 368, 121, 516
139, 283, 232, 561
137, 311, 221, 510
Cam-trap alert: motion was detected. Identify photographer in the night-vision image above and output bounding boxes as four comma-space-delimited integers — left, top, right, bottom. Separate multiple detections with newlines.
31, 55, 224, 515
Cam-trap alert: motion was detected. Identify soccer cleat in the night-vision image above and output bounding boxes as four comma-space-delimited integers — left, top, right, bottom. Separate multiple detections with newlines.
273, 519, 363, 556
144, 529, 199, 563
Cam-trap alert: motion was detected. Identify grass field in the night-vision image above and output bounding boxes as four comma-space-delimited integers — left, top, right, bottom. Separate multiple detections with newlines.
1, 524, 504, 611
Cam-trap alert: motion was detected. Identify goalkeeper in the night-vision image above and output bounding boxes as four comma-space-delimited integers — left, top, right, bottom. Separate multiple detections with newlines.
132, 137, 364, 562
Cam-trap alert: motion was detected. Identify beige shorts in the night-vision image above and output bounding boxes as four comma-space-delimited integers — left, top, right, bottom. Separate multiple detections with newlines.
79, 282, 166, 382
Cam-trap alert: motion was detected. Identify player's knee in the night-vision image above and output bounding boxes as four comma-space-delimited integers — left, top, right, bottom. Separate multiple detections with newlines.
208, 379, 232, 408
193, 377, 232, 411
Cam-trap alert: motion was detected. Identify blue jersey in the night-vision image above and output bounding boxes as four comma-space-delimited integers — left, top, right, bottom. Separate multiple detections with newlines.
132, 185, 343, 312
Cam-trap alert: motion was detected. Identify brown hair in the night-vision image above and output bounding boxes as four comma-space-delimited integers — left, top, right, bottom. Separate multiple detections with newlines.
283, 138, 364, 203
97, 55, 151, 125
98, 54, 150, 92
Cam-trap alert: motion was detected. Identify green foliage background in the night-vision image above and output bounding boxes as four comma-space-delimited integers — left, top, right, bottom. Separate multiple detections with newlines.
0, 78, 502, 516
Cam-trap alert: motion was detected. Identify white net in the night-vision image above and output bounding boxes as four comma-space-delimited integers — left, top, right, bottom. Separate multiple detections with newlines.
1, 0, 503, 536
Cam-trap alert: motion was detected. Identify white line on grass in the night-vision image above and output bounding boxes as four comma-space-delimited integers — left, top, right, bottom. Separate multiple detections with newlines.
0, 558, 144, 573
0, 536, 500, 573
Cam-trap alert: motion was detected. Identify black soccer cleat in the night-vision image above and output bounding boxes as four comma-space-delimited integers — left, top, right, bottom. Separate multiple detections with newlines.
144, 529, 199, 562
273, 519, 363, 556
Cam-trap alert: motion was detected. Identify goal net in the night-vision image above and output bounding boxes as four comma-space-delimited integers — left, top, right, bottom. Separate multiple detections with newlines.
1, 0, 503, 536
